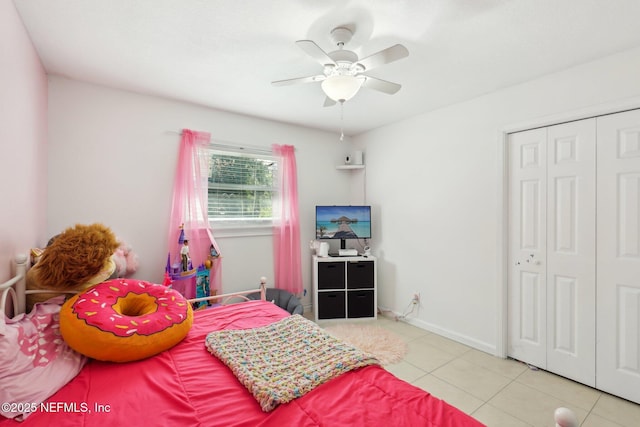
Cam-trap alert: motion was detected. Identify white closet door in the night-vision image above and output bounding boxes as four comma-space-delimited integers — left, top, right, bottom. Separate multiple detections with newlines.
597, 109, 640, 404
546, 120, 596, 386
508, 119, 596, 387
508, 127, 547, 369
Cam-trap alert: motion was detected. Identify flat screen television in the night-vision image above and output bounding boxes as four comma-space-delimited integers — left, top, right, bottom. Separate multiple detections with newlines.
315, 205, 371, 249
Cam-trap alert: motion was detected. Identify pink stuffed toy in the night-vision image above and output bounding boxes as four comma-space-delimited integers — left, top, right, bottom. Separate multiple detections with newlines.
111, 240, 139, 278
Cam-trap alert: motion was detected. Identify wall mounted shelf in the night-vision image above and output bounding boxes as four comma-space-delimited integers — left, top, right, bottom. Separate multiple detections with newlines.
336, 165, 365, 170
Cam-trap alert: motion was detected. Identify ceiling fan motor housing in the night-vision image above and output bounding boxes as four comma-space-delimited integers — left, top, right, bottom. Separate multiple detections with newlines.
326, 27, 362, 77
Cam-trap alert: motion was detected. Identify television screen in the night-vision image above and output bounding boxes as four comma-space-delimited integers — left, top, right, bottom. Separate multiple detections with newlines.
315, 205, 371, 240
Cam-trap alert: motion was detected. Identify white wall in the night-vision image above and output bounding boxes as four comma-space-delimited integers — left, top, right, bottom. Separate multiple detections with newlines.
18, 9, 640, 355
356, 46, 640, 354
47, 77, 353, 306
0, 0, 47, 281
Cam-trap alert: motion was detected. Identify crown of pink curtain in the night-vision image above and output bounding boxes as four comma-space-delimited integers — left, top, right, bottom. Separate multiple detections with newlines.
272, 144, 302, 295
167, 129, 222, 296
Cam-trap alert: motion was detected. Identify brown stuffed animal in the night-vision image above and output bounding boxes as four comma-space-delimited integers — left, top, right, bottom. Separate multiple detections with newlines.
26, 223, 120, 311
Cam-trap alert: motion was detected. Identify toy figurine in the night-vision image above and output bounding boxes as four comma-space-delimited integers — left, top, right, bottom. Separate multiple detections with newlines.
194, 265, 211, 309
181, 239, 190, 272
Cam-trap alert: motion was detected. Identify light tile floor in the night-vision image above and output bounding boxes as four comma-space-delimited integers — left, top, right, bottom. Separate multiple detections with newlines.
314, 314, 640, 427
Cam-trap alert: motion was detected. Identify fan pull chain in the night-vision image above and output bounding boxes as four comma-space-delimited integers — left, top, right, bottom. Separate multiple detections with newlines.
340, 101, 345, 141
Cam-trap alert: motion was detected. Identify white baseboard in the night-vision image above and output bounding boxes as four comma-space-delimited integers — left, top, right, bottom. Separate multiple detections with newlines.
378, 306, 498, 356
303, 303, 312, 315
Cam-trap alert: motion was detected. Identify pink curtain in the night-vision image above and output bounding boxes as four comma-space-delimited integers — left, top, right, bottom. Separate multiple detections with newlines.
272, 144, 302, 295
167, 129, 222, 296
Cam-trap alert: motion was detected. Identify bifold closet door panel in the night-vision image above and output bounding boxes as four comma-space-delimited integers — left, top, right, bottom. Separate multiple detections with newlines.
545, 119, 596, 387
596, 109, 640, 404
508, 127, 548, 370
508, 119, 596, 388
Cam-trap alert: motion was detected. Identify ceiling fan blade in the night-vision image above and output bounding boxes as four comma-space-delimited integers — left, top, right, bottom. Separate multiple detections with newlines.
361, 76, 402, 95
323, 97, 336, 107
271, 75, 325, 86
296, 40, 336, 66
356, 44, 409, 71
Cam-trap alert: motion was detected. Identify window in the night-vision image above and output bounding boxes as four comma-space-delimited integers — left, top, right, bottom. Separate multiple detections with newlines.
206, 147, 277, 229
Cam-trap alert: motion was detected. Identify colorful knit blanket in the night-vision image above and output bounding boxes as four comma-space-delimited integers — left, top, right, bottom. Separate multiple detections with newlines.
204, 315, 378, 412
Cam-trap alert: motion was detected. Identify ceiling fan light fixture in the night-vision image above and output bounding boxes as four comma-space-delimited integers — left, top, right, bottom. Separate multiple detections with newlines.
321, 75, 363, 102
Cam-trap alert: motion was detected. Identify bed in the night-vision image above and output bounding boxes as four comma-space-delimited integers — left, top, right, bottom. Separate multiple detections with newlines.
1, 254, 485, 426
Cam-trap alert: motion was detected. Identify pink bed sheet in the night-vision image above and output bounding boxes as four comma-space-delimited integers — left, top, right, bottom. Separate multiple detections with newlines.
1, 301, 484, 426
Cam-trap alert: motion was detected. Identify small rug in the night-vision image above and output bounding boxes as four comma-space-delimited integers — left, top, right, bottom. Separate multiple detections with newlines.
324, 324, 408, 365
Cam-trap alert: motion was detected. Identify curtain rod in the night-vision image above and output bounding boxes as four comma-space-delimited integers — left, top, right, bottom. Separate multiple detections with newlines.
168, 130, 274, 155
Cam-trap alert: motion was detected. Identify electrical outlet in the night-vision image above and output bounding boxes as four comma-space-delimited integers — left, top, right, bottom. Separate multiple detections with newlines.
412, 293, 420, 305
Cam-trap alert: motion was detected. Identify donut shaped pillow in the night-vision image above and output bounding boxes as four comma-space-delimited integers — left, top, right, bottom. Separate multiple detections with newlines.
59, 279, 193, 362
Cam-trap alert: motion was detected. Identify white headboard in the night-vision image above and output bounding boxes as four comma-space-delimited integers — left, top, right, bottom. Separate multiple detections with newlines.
0, 254, 28, 318
1, 254, 268, 318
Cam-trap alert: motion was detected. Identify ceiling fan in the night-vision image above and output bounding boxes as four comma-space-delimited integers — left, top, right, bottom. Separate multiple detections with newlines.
272, 26, 409, 106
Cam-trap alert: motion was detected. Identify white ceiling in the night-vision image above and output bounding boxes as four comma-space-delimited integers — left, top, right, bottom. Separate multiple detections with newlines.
13, 0, 640, 136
